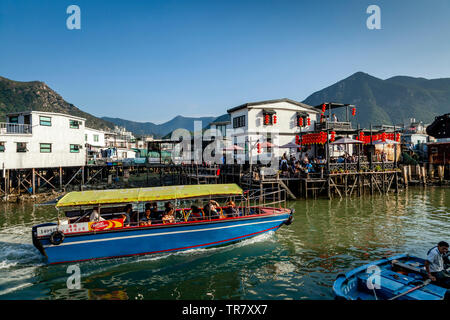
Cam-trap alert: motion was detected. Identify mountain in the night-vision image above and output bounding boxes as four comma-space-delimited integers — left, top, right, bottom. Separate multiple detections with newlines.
302, 72, 450, 128
0, 76, 114, 130
102, 115, 217, 138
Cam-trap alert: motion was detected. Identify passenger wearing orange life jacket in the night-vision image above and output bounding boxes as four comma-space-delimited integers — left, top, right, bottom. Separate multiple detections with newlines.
162, 202, 175, 224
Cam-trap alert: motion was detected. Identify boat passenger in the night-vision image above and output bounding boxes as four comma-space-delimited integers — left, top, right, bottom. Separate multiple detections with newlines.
224, 201, 239, 218
121, 204, 132, 226
162, 202, 175, 224
139, 208, 152, 226
425, 241, 450, 289
203, 200, 220, 219
90, 206, 105, 222
149, 202, 161, 221
188, 205, 203, 221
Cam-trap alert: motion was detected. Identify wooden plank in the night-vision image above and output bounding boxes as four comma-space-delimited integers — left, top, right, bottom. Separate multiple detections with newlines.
329, 177, 342, 198
34, 171, 56, 189
278, 179, 296, 200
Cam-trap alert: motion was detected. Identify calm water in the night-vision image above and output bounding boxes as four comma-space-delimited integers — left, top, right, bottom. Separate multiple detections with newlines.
0, 187, 448, 300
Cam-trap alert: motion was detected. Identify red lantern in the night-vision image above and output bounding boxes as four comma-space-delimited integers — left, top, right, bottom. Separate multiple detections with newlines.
298, 117, 303, 126
295, 135, 300, 144
264, 114, 270, 125
322, 104, 326, 113
307, 117, 311, 126
381, 132, 386, 142
257, 143, 261, 153
273, 115, 277, 124
352, 107, 356, 116
330, 131, 336, 142
395, 133, 400, 142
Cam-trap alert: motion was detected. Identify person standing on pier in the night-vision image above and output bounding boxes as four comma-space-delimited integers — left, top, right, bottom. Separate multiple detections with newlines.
425, 241, 450, 288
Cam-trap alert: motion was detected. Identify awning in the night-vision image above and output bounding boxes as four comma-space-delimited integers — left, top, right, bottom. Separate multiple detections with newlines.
279, 142, 300, 148
330, 137, 364, 144
56, 184, 243, 208
372, 139, 400, 145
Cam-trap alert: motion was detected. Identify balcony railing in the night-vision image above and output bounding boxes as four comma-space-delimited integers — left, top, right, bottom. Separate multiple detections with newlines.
0, 123, 32, 135
315, 121, 353, 131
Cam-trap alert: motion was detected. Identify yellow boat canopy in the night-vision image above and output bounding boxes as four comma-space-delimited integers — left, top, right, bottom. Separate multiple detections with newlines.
56, 184, 243, 208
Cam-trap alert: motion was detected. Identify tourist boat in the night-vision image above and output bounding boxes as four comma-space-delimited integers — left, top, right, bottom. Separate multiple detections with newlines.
333, 254, 449, 300
32, 184, 294, 264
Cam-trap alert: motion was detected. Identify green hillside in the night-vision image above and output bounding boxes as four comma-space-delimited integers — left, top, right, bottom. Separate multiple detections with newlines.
103, 115, 217, 138
302, 72, 450, 128
0, 76, 114, 130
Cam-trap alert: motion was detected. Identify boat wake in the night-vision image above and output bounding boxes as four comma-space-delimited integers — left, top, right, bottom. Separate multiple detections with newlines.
133, 230, 278, 263
0, 241, 44, 268
0, 241, 45, 297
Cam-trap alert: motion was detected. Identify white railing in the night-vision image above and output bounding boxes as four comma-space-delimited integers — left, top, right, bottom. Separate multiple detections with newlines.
0, 122, 33, 134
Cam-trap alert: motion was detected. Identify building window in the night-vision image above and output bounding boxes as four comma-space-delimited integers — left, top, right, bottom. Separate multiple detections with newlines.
233, 115, 246, 128
297, 113, 308, 127
70, 120, 80, 129
85, 134, 88, 141
262, 111, 276, 126
94, 134, 99, 142
40, 116, 52, 126
16, 142, 27, 152
40, 143, 52, 153
266, 133, 272, 152
0, 142, 5, 152
216, 124, 227, 136
9, 116, 19, 124
70, 144, 80, 153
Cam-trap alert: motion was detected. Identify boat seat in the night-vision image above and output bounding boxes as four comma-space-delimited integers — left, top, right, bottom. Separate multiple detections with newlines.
356, 270, 446, 300
391, 260, 427, 276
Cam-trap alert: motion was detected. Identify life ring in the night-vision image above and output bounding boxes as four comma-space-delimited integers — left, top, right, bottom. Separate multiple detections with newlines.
50, 230, 65, 245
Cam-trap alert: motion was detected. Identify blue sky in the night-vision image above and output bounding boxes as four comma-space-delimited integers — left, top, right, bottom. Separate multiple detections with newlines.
1, 0, 449, 123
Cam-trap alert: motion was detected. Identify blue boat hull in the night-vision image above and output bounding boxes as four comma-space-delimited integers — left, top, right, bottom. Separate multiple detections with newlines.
333, 254, 449, 300
36, 213, 291, 264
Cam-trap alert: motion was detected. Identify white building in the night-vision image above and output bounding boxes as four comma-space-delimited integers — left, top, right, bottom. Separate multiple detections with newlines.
85, 127, 106, 163
0, 111, 86, 170
103, 128, 138, 160
226, 98, 320, 163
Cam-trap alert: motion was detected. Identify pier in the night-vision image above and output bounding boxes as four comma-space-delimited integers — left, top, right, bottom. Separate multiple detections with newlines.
2, 159, 449, 202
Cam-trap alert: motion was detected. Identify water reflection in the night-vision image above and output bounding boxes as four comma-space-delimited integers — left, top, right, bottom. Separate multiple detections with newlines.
0, 187, 448, 300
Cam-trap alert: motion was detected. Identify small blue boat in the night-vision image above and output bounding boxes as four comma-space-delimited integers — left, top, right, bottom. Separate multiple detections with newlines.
333, 254, 449, 300
32, 184, 294, 264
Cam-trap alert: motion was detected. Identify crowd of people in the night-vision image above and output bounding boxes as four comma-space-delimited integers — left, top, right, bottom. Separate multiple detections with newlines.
279, 153, 326, 177
330, 153, 360, 163
88, 199, 241, 227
